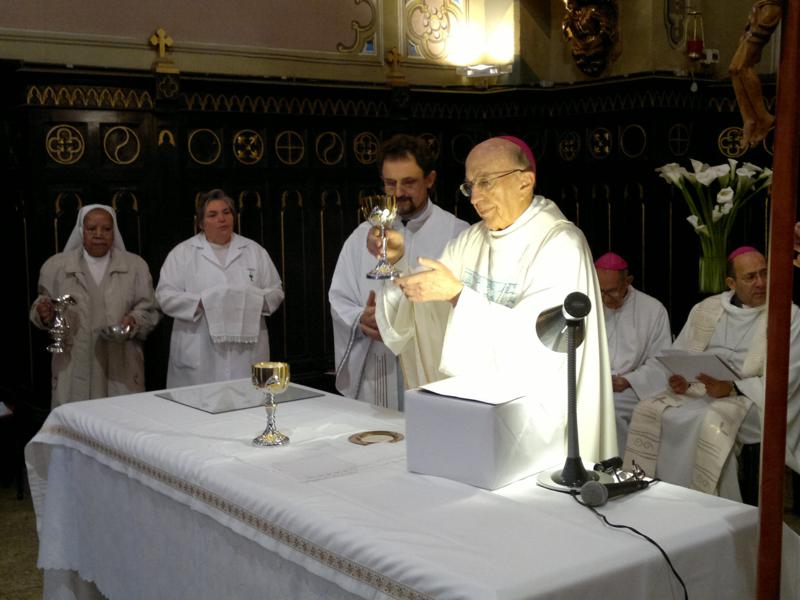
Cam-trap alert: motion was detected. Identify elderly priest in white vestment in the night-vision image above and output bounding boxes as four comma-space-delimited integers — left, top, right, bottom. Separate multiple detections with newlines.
329, 134, 468, 410
624, 247, 800, 499
374, 136, 617, 464
595, 252, 672, 453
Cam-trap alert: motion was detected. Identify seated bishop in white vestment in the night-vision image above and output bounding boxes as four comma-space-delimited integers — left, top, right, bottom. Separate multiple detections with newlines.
375, 137, 617, 464
624, 247, 800, 500
330, 134, 468, 410
595, 252, 672, 454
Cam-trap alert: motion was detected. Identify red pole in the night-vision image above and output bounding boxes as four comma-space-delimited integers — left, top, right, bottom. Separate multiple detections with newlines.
758, 1, 800, 598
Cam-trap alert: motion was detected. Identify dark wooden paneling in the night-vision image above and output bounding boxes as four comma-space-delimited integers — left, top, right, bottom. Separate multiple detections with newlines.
4, 64, 778, 410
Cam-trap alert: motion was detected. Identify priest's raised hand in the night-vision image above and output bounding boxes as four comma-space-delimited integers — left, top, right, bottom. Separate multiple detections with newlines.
394, 257, 463, 306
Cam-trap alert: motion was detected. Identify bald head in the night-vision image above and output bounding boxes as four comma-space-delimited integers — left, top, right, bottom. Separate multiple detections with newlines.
469, 138, 530, 170
726, 249, 767, 307
464, 139, 536, 230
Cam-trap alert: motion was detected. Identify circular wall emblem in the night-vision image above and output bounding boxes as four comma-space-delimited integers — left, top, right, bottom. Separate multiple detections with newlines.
353, 132, 380, 165
558, 130, 581, 162
233, 129, 264, 165
667, 123, 691, 157
275, 130, 305, 165
315, 132, 345, 166
588, 127, 612, 159
619, 124, 647, 158
450, 133, 475, 164
718, 127, 747, 158
188, 129, 222, 165
46, 124, 85, 165
419, 133, 441, 159
103, 126, 141, 165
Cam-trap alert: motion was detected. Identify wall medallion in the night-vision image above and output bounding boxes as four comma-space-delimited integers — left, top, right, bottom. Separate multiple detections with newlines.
419, 133, 441, 159
588, 127, 612, 159
233, 129, 264, 165
619, 124, 647, 159
275, 131, 305, 166
667, 123, 691, 157
717, 127, 747, 158
188, 129, 222, 165
103, 126, 141, 166
353, 132, 380, 165
450, 133, 475, 164
315, 132, 345, 166
45, 125, 85, 165
558, 130, 581, 162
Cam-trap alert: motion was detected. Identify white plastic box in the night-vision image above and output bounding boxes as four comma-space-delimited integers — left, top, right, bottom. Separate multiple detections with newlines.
404, 388, 564, 490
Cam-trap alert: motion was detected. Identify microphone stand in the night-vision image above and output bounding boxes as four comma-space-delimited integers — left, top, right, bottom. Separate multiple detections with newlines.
551, 316, 594, 487
536, 292, 614, 491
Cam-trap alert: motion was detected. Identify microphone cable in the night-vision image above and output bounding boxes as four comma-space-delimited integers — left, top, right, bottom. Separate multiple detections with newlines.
568, 488, 689, 600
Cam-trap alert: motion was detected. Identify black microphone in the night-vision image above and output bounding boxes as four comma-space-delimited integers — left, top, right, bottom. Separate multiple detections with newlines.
579, 479, 651, 507
562, 291, 591, 321
593, 456, 623, 473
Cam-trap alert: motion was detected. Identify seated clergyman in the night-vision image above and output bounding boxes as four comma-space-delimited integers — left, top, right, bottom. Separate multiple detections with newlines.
595, 252, 672, 454
372, 136, 617, 464
624, 247, 800, 497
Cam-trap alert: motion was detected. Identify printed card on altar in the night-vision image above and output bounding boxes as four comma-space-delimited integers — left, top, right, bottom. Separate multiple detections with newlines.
656, 350, 740, 382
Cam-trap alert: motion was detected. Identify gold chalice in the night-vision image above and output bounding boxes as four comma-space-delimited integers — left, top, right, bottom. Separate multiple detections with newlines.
251, 361, 290, 447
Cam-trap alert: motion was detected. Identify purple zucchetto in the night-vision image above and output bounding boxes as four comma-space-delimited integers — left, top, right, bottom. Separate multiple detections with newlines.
728, 246, 760, 261
594, 252, 629, 271
496, 135, 537, 173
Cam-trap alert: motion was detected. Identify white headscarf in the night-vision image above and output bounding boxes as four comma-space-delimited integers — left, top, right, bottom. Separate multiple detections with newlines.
63, 204, 126, 253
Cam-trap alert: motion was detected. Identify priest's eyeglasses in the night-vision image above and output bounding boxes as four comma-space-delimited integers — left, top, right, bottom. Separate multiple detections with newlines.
460, 169, 527, 197
382, 176, 422, 193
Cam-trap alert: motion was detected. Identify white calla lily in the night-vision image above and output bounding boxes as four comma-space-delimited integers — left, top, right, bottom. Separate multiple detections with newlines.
660, 160, 770, 260
717, 187, 734, 204
736, 165, 757, 178
686, 214, 708, 235
690, 159, 707, 174
655, 163, 684, 185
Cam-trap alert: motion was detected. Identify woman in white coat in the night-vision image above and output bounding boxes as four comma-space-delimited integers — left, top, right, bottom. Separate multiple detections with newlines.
30, 204, 160, 407
156, 189, 284, 388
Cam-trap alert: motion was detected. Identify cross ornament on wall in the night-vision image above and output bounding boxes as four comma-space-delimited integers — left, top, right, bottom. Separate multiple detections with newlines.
149, 28, 173, 59
149, 28, 180, 74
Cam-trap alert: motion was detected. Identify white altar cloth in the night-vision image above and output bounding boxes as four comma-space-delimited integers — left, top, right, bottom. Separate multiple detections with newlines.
26, 381, 799, 600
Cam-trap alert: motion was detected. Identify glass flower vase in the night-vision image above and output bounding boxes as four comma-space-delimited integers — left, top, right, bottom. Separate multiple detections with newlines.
698, 254, 726, 294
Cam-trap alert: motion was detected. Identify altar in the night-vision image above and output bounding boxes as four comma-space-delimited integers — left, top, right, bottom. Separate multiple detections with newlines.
26, 380, 799, 599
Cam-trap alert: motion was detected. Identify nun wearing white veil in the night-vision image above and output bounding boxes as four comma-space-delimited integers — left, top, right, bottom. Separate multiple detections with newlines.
30, 204, 160, 407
